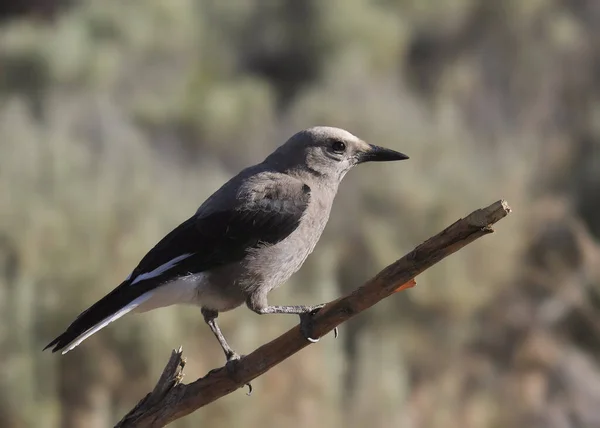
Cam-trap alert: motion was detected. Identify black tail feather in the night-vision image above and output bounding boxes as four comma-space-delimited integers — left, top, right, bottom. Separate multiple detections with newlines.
43, 332, 72, 353
44, 281, 139, 353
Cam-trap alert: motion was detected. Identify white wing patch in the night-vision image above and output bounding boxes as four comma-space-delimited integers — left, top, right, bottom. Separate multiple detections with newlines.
61, 291, 155, 354
130, 253, 193, 285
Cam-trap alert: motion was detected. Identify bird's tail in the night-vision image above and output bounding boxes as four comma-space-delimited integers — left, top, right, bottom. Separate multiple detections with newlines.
44, 282, 154, 354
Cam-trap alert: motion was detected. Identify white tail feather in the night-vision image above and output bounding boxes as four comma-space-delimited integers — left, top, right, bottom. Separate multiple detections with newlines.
61, 291, 154, 354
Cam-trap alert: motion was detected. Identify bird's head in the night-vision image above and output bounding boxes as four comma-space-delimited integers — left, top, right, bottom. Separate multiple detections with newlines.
267, 126, 409, 183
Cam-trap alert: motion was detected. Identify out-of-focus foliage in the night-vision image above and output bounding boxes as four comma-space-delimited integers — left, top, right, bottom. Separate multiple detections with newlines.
1, 0, 599, 427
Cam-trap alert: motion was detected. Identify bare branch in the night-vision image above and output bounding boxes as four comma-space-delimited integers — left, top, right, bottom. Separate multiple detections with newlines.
117, 200, 512, 427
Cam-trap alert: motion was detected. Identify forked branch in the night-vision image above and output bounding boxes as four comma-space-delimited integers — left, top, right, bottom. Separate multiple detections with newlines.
117, 200, 512, 427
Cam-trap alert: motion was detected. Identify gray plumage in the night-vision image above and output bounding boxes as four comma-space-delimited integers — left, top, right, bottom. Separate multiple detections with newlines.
45, 126, 408, 358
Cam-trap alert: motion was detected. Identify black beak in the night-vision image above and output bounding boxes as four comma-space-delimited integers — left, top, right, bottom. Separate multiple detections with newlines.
357, 144, 409, 163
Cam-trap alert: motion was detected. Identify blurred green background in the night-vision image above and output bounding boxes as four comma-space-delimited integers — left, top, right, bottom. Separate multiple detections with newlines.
1, 0, 600, 427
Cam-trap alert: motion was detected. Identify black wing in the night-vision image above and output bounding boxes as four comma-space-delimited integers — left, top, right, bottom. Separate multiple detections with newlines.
44, 180, 311, 352
127, 181, 311, 287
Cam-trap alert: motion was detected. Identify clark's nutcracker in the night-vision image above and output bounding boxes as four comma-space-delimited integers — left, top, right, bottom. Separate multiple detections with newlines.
44, 126, 408, 362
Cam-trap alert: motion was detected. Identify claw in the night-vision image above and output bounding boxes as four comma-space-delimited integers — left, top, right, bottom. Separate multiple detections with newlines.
225, 353, 242, 372
225, 351, 241, 362
334, 327, 339, 339
299, 307, 325, 342
224, 354, 254, 395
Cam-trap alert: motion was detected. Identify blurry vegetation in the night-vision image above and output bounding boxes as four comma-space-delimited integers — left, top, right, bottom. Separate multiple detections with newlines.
0, 0, 599, 427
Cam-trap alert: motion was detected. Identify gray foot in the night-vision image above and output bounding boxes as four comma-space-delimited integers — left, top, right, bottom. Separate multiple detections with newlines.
224, 353, 252, 396
299, 305, 338, 342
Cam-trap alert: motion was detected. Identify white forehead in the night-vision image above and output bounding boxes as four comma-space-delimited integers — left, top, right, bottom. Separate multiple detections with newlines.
305, 126, 359, 141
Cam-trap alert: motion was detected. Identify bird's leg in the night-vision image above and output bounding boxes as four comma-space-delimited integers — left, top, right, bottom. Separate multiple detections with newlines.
201, 307, 239, 362
201, 308, 252, 394
246, 296, 336, 343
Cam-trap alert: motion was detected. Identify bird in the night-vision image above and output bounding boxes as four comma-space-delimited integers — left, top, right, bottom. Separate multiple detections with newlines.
44, 126, 408, 363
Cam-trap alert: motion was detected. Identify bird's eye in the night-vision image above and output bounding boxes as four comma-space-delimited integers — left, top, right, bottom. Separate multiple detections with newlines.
331, 141, 346, 154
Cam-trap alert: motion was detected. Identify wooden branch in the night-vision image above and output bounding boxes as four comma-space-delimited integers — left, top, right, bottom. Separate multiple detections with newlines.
116, 200, 511, 427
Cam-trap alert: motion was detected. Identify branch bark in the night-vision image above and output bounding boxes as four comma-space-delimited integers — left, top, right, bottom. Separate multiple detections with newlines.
117, 200, 512, 427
